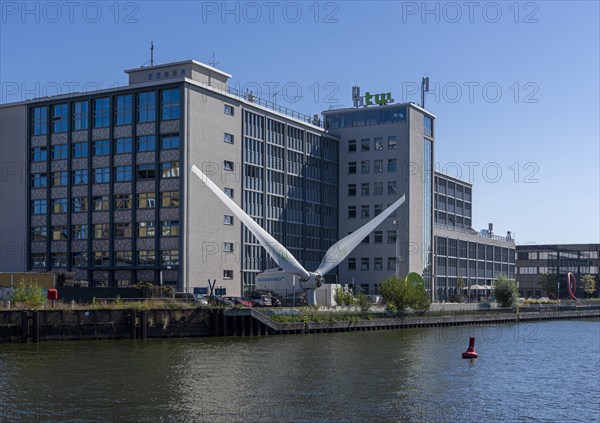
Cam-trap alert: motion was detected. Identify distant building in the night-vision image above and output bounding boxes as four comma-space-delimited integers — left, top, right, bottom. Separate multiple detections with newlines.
516, 244, 599, 298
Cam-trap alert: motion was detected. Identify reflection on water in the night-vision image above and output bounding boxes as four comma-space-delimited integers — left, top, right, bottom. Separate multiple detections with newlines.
0, 320, 598, 422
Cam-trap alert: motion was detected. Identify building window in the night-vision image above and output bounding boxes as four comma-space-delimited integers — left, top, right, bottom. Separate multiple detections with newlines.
361, 258, 369, 271
374, 257, 383, 271
388, 158, 397, 172
93, 98, 110, 128
388, 136, 398, 150
31, 147, 47, 162
374, 231, 383, 244
52, 104, 68, 133
115, 251, 132, 266
93, 223, 109, 239
32, 199, 47, 214
224, 215, 234, 225
31, 253, 47, 268
348, 139, 356, 152
114, 223, 132, 238
348, 206, 356, 219
115, 166, 132, 182
32, 106, 47, 135
348, 258, 356, 271
424, 115, 433, 137
374, 182, 383, 196
388, 231, 397, 244
115, 94, 133, 125
224, 105, 234, 115
361, 138, 370, 152
374, 137, 384, 150
71, 197, 88, 213
348, 162, 356, 174
93, 140, 110, 156
361, 183, 370, 196
361, 160, 369, 174
160, 134, 180, 149
223, 242, 234, 252
138, 91, 156, 122
72, 224, 88, 240
223, 270, 234, 279
114, 194, 132, 209
348, 184, 356, 196
136, 164, 156, 180
388, 181, 397, 195
138, 192, 156, 208
224, 133, 234, 144
31, 226, 48, 241
31, 173, 47, 188
374, 159, 383, 173
72, 252, 88, 266
224, 161, 234, 171
115, 137, 133, 154
72, 142, 89, 158
138, 221, 156, 237
137, 135, 156, 152
52, 145, 67, 160
73, 101, 88, 130
52, 225, 69, 241
161, 191, 179, 208
161, 250, 179, 265
52, 198, 67, 214
161, 220, 179, 236
361, 205, 369, 218
94, 251, 110, 266
374, 204, 383, 216
160, 161, 179, 179
94, 168, 110, 183
161, 88, 180, 120
224, 187, 234, 198
387, 257, 396, 271
93, 196, 109, 211
51, 253, 68, 268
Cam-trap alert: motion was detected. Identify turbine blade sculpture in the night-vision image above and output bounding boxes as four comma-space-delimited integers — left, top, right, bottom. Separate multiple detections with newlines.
190, 165, 406, 305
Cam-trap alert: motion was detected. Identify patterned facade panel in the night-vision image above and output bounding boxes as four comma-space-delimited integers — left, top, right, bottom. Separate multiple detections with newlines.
136, 152, 155, 165
160, 120, 179, 134
51, 241, 67, 252
71, 185, 87, 197
31, 242, 46, 253
136, 123, 155, 136
71, 131, 88, 142
92, 156, 110, 168
71, 158, 88, 170
30, 162, 47, 173
114, 154, 132, 166
137, 209, 155, 221
71, 213, 88, 224
92, 184, 109, 196
31, 135, 48, 147
50, 214, 67, 226
160, 237, 178, 250
160, 149, 180, 162
92, 211, 109, 224
74, 269, 87, 280
136, 180, 155, 193
159, 179, 179, 192
113, 211, 132, 223
161, 269, 178, 280
136, 238, 155, 250
159, 208, 179, 221
92, 128, 109, 141
50, 187, 67, 198
137, 270, 154, 280
114, 239, 132, 251
114, 125, 132, 138
114, 182, 133, 194
92, 270, 109, 280
30, 189, 47, 200
92, 240, 109, 251
71, 240, 88, 252
114, 270, 132, 280
31, 215, 46, 226
51, 160, 68, 172
50, 133, 68, 145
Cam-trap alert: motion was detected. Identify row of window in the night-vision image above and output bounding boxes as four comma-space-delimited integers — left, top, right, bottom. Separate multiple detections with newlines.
348, 159, 397, 174
517, 266, 599, 275
31, 191, 179, 214
436, 237, 515, 262
325, 106, 408, 130
518, 251, 599, 260
32, 162, 179, 187
348, 136, 398, 152
347, 257, 397, 271
32, 88, 180, 135
31, 249, 180, 268
32, 220, 179, 240
348, 204, 396, 219
348, 181, 401, 197
31, 135, 179, 162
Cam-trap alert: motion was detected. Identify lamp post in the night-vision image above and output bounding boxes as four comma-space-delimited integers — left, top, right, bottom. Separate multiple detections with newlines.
393, 219, 400, 278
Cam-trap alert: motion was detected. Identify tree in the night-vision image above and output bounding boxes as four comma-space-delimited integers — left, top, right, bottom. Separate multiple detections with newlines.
10, 277, 46, 309
334, 287, 355, 306
494, 275, 518, 307
538, 273, 557, 297
457, 277, 465, 302
582, 274, 597, 298
380, 273, 430, 314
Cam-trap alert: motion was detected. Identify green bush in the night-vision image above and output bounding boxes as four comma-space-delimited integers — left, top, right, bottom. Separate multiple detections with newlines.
380, 274, 430, 314
10, 277, 46, 309
334, 287, 355, 306
494, 275, 518, 307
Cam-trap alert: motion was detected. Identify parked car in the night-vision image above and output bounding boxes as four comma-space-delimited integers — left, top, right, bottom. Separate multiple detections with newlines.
224, 296, 253, 307
246, 292, 274, 307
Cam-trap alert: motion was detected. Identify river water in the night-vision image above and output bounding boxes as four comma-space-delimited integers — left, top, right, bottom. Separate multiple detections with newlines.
0, 320, 598, 422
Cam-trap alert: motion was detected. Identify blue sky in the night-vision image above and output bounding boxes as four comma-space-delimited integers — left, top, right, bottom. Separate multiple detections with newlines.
1, 1, 598, 245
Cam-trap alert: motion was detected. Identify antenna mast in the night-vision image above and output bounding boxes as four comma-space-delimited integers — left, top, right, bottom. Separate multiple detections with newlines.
421, 76, 430, 108
150, 41, 154, 66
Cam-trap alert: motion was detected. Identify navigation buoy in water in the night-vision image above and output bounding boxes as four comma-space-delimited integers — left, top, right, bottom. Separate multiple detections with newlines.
462, 337, 479, 359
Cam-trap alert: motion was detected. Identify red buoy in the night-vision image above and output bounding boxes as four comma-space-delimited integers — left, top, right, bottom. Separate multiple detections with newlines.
462, 337, 479, 359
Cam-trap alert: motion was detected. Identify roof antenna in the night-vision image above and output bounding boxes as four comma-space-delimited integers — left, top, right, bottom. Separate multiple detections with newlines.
151, 41, 154, 66
208, 52, 219, 68
421, 76, 430, 108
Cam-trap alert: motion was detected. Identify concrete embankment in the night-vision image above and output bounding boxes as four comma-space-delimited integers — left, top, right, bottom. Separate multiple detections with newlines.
1, 306, 598, 343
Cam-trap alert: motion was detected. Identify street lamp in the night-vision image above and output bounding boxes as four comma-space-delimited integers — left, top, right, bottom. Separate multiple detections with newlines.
393, 219, 401, 278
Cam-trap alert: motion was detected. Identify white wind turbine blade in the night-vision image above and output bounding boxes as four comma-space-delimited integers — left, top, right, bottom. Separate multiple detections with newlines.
190, 165, 311, 280
315, 194, 406, 276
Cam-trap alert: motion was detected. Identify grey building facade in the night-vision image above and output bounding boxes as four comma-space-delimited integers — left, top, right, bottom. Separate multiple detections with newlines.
516, 244, 599, 298
0, 60, 338, 297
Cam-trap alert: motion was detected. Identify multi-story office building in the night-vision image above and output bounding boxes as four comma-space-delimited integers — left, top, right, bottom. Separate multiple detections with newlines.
0, 60, 338, 296
516, 244, 599, 298
323, 94, 434, 296
433, 172, 515, 301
